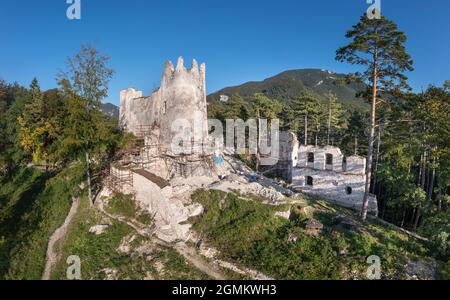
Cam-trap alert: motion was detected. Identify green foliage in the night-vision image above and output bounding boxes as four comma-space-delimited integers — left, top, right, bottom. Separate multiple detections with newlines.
436, 261, 450, 280
105, 193, 154, 225
336, 14, 414, 92
419, 211, 450, 260
58, 45, 114, 110
287, 91, 323, 142
191, 190, 435, 279
0, 164, 85, 279
51, 198, 208, 280
106, 193, 137, 219
208, 69, 368, 111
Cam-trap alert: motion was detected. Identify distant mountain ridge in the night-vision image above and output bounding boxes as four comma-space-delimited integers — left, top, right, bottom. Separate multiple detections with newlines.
208, 69, 368, 111
100, 102, 119, 119
103, 69, 367, 119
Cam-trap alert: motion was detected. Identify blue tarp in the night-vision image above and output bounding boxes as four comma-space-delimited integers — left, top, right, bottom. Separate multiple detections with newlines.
214, 156, 224, 165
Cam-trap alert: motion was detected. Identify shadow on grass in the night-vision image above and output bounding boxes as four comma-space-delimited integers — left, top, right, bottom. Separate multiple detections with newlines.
0, 169, 51, 278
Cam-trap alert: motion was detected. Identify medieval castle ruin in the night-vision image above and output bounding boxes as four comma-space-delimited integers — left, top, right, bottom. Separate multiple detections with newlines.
276, 133, 378, 214
117, 57, 377, 215
118, 57, 215, 179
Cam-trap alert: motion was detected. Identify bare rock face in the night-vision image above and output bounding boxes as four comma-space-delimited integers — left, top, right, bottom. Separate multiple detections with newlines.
132, 171, 202, 243
210, 172, 286, 203
89, 224, 110, 235
275, 209, 291, 220
287, 233, 298, 243
117, 234, 138, 254
404, 259, 437, 280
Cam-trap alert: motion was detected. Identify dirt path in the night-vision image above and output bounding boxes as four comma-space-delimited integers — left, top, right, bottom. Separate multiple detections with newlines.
42, 197, 80, 280
96, 198, 226, 280
174, 243, 226, 280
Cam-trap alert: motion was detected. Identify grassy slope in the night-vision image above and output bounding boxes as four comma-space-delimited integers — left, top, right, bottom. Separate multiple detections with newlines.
1, 166, 447, 280
51, 193, 210, 280
0, 165, 85, 279
191, 189, 448, 280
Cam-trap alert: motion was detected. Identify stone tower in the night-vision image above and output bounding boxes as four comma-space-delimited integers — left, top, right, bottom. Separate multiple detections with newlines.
119, 57, 209, 151
159, 57, 208, 147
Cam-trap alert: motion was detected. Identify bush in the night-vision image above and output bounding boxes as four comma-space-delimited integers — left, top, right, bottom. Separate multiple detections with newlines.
419, 211, 450, 260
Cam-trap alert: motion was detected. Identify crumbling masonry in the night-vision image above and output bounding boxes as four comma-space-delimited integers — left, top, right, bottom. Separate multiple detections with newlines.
117, 57, 377, 214
118, 57, 215, 179
277, 133, 378, 214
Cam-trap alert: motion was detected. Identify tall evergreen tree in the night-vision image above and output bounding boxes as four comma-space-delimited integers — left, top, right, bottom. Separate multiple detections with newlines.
290, 91, 322, 145
336, 15, 414, 220
323, 92, 344, 145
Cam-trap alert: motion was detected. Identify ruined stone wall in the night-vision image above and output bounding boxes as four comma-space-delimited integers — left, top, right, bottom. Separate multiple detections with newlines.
297, 145, 345, 172
119, 57, 209, 150
345, 155, 366, 174
292, 168, 378, 213
289, 144, 377, 213
274, 132, 299, 182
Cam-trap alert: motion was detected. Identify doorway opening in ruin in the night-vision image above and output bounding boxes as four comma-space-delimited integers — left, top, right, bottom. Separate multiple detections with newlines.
305, 176, 314, 187
346, 186, 352, 195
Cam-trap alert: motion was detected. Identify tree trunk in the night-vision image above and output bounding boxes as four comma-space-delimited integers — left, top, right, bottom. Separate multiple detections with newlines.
327, 102, 332, 145
410, 208, 416, 225
361, 49, 378, 221
413, 208, 421, 232
400, 208, 406, 228
413, 150, 428, 232
85, 151, 93, 207
427, 157, 436, 202
304, 115, 308, 145
381, 199, 387, 220
372, 129, 381, 194
315, 125, 318, 147
421, 150, 427, 189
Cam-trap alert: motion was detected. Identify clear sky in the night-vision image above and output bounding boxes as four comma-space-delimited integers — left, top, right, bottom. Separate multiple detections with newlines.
1, 0, 449, 105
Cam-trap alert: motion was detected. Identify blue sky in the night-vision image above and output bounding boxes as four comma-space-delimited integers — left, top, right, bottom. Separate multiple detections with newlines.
1, 0, 449, 105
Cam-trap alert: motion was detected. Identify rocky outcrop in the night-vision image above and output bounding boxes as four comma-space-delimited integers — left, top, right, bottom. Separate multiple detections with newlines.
131, 170, 203, 242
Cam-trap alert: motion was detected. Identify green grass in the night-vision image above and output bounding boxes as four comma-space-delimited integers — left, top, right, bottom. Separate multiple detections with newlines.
105, 192, 154, 225
190, 189, 436, 280
106, 193, 137, 219
0, 165, 85, 279
52, 194, 209, 280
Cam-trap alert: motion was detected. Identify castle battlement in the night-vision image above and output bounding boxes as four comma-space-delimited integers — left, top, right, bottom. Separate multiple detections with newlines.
119, 57, 209, 149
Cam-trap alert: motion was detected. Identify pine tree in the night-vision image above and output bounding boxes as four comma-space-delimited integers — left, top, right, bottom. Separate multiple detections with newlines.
323, 92, 344, 145
336, 15, 414, 220
290, 91, 322, 145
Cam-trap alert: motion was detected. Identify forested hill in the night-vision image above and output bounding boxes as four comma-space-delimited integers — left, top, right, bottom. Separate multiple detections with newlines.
208, 69, 368, 111
100, 102, 119, 119
98, 69, 367, 117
